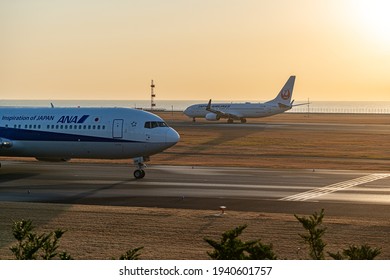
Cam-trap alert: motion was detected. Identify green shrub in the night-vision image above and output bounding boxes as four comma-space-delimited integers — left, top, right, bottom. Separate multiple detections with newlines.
294, 209, 326, 260
10, 219, 72, 260
204, 224, 277, 260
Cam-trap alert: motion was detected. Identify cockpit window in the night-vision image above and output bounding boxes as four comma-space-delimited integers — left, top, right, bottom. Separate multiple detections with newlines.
144, 121, 168, 129
159, 122, 168, 127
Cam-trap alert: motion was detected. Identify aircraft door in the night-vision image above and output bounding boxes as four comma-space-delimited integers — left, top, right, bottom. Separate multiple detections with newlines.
112, 119, 124, 138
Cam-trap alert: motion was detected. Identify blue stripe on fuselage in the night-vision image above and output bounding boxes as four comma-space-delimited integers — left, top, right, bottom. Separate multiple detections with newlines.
77, 115, 89, 123
0, 127, 144, 143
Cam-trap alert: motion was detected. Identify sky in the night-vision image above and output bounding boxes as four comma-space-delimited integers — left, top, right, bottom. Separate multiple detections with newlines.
1, 0, 389, 101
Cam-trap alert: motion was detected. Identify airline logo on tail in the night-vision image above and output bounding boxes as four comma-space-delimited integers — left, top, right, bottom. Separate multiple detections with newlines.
281, 89, 291, 100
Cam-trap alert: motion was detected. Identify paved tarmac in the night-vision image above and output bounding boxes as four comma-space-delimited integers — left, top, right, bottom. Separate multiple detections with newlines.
1, 161, 390, 219
172, 120, 390, 134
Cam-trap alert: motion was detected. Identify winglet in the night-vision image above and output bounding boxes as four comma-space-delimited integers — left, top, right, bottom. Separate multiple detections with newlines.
206, 99, 212, 111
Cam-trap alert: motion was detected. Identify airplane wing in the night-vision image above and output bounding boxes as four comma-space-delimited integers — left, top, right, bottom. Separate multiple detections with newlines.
280, 100, 310, 109
206, 99, 243, 120
292, 100, 311, 107
278, 103, 292, 110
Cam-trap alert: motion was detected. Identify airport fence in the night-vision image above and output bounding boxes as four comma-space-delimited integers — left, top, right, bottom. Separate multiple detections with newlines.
290, 106, 390, 114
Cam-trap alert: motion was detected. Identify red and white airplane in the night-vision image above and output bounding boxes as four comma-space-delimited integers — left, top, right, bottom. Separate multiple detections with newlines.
184, 76, 304, 123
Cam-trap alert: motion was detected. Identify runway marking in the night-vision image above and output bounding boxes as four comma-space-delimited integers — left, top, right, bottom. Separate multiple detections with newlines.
131, 181, 306, 190
280, 173, 390, 202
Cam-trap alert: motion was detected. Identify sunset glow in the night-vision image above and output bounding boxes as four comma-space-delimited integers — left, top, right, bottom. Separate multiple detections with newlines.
0, 0, 389, 101
354, 0, 390, 47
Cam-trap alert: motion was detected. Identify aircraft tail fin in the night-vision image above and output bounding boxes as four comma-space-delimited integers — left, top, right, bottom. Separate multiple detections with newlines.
271, 76, 295, 105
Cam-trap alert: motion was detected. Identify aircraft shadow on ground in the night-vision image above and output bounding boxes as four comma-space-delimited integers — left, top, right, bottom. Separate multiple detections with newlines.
0, 172, 37, 183
49, 179, 137, 205
163, 124, 263, 161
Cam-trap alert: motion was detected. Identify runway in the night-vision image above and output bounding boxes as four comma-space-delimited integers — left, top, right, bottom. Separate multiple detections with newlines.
1, 161, 390, 219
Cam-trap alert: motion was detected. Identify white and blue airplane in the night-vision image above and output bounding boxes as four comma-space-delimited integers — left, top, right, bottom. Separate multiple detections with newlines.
184, 76, 301, 123
0, 106, 180, 179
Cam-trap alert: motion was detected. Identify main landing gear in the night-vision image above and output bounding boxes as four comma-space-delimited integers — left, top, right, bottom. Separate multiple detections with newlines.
227, 118, 247, 123
133, 156, 150, 179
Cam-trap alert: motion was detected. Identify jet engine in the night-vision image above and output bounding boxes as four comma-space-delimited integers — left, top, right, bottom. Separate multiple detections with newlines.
0, 138, 13, 148
205, 112, 220, 121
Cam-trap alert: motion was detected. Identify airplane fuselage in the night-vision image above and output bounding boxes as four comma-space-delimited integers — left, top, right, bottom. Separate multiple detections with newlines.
184, 101, 290, 120
0, 107, 179, 161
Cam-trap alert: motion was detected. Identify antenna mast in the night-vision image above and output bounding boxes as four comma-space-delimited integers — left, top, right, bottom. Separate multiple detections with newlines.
151, 80, 156, 111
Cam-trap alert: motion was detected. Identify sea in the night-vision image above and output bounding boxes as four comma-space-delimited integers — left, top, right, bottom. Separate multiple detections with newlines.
1, 100, 390, 114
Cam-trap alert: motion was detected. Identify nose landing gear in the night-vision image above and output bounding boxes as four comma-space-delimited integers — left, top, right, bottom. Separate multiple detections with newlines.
133, 169, 145, 179
133, 156, 149, 179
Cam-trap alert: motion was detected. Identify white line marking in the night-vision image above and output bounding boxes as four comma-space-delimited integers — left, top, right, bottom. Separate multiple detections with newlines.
67, 180, 309, 190
280, 173, 390, 201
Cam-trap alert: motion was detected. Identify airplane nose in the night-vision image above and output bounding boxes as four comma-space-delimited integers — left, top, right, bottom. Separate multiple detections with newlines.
166, 128, 180, 145
183, 107, 191, 116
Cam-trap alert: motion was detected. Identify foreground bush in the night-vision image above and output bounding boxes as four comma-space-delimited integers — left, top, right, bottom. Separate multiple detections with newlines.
204, 224, 277, 260
329, 244, 381, 260
295, 209, 381, 260
10, 219, 72, 260
294, 209, 327, 260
